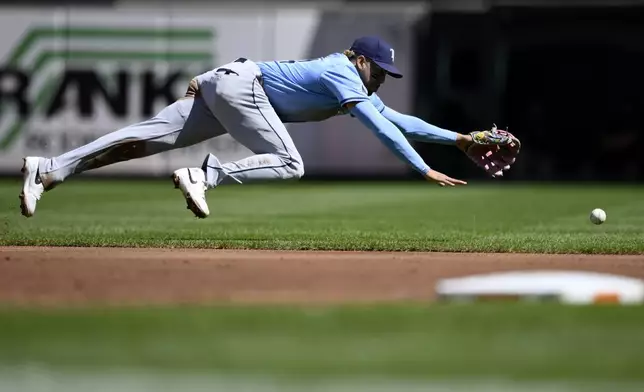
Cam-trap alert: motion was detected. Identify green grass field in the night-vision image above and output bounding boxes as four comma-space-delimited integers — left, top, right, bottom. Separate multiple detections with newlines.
1, 303, 644, 391
1, 178, 644, 391
1, 178, 643, 253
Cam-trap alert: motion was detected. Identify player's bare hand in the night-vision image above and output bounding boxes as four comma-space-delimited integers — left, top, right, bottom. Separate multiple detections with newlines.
424, 168, 467, 187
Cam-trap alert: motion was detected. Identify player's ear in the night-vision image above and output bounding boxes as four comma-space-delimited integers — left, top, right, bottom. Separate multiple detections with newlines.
355, 55, 369, 70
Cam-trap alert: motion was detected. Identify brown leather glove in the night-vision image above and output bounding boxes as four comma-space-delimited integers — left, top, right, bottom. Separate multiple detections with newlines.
465, 125, 521, 178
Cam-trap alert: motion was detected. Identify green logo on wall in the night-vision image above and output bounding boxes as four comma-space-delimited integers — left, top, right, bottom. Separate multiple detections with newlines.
0, 26, 216, 150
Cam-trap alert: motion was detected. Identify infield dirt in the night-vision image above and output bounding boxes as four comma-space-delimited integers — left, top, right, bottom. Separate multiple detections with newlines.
1, 247, 644, 307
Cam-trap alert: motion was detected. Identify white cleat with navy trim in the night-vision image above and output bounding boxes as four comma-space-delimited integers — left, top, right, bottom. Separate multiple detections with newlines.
19, 157, 45, 218
172, 168, 210, 219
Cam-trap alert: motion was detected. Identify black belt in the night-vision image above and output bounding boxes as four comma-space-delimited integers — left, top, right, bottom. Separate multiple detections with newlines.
217, 57, 263, 87
216, 57, 247, 76
207, 57, 263, 91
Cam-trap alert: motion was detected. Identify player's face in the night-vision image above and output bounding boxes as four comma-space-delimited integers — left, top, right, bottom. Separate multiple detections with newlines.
356, 56, 387, 95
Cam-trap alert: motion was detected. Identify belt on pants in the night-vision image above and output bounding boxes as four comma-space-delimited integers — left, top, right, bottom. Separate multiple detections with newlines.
184, 57, 264, 99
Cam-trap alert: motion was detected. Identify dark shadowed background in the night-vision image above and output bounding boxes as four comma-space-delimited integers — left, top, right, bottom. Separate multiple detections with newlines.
413, 3, 644, 182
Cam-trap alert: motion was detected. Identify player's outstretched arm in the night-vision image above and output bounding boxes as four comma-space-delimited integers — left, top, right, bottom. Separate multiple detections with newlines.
346, 101, 466, 187
379, 105, 473, 147
378, 104, 521, 178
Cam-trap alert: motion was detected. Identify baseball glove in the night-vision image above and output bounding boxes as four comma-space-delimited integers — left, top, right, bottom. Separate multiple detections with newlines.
465, 125, 521, 178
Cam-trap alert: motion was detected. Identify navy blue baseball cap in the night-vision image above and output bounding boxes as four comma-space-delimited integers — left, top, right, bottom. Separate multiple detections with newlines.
350, 35, 402, 79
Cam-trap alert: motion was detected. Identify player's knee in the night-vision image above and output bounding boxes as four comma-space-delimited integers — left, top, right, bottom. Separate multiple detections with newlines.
293, 161, 305, 179
285, 158, 304, 180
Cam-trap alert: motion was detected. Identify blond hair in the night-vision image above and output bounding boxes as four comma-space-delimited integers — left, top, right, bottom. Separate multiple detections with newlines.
343, 49, 356, 59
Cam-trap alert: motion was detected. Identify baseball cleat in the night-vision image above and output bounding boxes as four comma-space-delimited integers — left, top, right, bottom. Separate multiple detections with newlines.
19, 157, 45, 217
172, 168, 210, 218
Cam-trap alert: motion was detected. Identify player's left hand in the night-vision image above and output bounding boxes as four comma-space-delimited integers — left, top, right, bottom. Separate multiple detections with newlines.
463, 125, 521, 178
424, 168, 468, 187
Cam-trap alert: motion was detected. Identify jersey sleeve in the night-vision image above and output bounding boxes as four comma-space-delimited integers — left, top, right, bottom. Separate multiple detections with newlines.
381, 106, 458, 144
368, 93, 386, 113
344, 92, 385, 118
319, 65, 370, 107
349, 101, 430, 175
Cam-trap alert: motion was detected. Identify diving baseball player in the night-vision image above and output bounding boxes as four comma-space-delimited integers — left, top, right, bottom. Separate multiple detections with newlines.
19, 35, 520, 218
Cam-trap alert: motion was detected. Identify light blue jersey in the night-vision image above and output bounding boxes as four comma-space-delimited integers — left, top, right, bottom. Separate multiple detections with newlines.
257, 53, 384, 123
256, 52, 457, 176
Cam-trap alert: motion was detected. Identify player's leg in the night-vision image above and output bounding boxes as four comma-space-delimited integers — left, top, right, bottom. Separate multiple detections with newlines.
200, 59, 303, 187
203, 72, 303, 186
171, 59, 303, 218
40, 97, 220, 185
19, 96, 223, 217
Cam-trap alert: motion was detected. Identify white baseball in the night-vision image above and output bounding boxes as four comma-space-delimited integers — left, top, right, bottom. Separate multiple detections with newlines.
590, 208, 606, 225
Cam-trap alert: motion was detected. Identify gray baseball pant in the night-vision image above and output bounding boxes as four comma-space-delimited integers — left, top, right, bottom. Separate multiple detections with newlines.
38, 58, 303, 190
